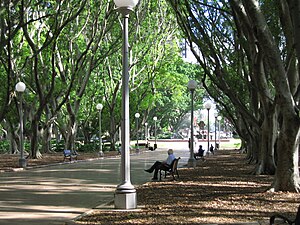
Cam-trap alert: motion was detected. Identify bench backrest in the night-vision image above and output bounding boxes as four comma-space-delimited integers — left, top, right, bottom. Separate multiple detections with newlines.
171, 157, 180, 172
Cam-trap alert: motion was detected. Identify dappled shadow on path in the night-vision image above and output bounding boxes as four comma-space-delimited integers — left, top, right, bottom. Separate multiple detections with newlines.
77, 150, 300, 225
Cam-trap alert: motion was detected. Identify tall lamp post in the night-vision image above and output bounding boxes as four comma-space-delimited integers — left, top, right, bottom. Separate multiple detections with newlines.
187, 80, 197, 167
144, 122, 148, 144
153, 116, 157, 149
214, 112, 218, 150
96, 103, 103, 157
204, 102, 212, 154
113, 0, 138, 210
135, 113, 140, 151
15, 81, 26, 168
217, 116, 222, 149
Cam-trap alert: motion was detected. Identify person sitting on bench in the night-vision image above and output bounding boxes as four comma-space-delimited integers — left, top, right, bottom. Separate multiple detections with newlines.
144, 149, 176, 181
194, 145, 205, 161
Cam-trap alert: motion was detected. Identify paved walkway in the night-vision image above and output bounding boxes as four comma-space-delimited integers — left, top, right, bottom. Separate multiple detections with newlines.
0, 144, 190, 225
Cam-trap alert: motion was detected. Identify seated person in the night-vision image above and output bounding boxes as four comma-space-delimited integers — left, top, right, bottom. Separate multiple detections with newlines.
144, 149, 175, 181
194, 145, 205, 161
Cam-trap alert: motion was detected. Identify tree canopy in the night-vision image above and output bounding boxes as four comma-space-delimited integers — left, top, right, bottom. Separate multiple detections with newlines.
0, 0, 299, 192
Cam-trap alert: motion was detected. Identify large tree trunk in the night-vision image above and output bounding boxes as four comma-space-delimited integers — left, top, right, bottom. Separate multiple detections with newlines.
30, 118, 42, 159
273, 104, 300, 191
65, 105, 77, 151
2, 119, 18, 154
255, 112, 277, 175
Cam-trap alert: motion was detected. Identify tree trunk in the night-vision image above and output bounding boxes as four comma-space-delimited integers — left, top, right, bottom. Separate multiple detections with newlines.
273, 105, 300, 191
255, 113, 277, 175
65, 112, 77, 151
30, 118, 42, 159
2, 120, 18, 154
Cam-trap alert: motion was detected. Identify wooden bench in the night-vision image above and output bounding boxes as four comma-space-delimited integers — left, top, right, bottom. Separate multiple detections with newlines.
63, 149, 78, 161
270, 204, 300, 225
135, 142, 148, 148
194, 150, 205, 161
159, 157, 180, 181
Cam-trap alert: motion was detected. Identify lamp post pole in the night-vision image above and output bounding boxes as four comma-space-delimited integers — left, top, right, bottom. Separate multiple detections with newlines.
96, 103, 103, 157
217, 116, 222, 149
113, 0, 138, 209
187, 80, 197, 167
145, 122, 148, 146
214, 113, 218, 150
204, 102, 212, 154
135, 113, 140, 152
153, 116, 157, 149
15, 82, 26, 168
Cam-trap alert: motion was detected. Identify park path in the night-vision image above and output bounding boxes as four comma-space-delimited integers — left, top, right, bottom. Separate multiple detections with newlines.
0, 144, 190, 225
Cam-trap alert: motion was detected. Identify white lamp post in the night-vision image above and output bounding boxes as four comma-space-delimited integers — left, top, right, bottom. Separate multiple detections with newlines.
153, 116, 157, 149
214, 112, 218, 150
15, 81, 26, 168
204, 102, 212, 154
113, 0, 138, 210
217, 115, 222, 149
96, 103, 103, 157
187, 80, 197, 167
144, 122, 148, 144
135, 113, 140, 151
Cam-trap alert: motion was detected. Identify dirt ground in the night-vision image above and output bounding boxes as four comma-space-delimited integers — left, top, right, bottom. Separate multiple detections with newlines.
0, 149, 299, 224
0, 150, 119, 172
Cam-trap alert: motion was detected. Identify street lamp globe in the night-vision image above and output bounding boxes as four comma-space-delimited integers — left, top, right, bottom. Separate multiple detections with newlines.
96, 103, 103, 110
217, 115, 222, 121
187, 80, 197, 91
113, 0, 139, 8
153, 116, 157, 121
135, 113, 140, 118
204, 101, 212, 110
15, 82, 26, 92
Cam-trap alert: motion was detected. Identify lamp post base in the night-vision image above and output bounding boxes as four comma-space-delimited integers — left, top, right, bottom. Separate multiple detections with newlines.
114, 191, 137, 209
154, 143, 157, 150
187, 158, 196, 168
19, 158, 27, 168
98, 151, 104, 157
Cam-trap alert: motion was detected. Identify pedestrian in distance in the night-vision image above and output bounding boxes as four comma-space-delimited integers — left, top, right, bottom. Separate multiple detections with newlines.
210, 144, 214, 155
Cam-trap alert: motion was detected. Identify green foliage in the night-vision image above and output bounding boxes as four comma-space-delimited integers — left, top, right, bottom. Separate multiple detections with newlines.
0, 140, 10, 153
0, 0, 205, 155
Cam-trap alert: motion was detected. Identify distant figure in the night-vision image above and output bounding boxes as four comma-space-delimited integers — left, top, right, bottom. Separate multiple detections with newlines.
118, 144, 121, 155
144, 149, 176, 181
188, 137, 196, 150
210, 144, 214, 155
194, 145, 205, 161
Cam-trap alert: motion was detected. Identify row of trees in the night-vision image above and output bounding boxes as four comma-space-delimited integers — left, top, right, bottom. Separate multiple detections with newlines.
167, 0, 300, 192
2, 0, 298, 192
0, 1, 202, 157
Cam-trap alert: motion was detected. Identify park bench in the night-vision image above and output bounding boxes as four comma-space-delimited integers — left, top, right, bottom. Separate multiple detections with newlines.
135, 142, 148, 148
159, 157, 181, 181
63, 149, 78, 161
270, 204, 300, 225
194, 150, 205, 161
